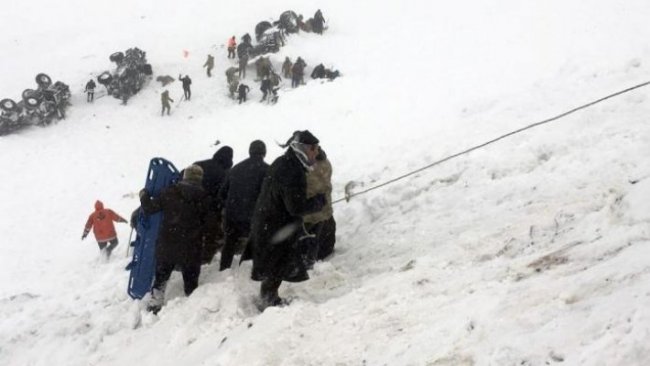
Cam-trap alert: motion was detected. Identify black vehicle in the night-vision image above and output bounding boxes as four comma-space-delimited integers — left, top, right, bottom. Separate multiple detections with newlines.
97, 47, 153, 104
278, 10, 299, 34
0, 73, 70, 135
249, 27, 283, 58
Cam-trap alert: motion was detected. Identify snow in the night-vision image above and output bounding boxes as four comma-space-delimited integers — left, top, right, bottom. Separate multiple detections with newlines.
1, 0, 650, 365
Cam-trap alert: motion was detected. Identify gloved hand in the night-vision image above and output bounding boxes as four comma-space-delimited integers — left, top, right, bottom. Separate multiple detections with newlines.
81, 233, 87, 240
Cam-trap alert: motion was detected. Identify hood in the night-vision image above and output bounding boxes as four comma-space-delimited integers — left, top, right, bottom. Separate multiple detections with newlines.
213, 146, 234, 169
95, 200, 104, 211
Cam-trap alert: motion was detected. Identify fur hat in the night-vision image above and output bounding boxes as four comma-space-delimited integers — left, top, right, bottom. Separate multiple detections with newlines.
296, 130, 319, 145
249, 140, 266, 157
183, 164, 204, 183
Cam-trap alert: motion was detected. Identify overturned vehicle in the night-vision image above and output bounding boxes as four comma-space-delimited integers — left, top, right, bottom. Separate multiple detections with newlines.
247, 22, 284, 59
0, 73, 71, 135
97, 47, 152, 104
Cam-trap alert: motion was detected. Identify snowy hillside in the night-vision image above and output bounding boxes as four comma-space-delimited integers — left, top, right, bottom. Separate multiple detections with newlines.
1, 0, 649, 365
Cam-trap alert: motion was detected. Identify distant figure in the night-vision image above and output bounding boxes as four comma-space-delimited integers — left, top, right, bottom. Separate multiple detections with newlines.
237, 35, 253, 79
311, 64, 341, 81
179, 75, 192, 100
225, 67, 240, 98
85, 79, 96, 103
161, 90, 174, 116
227, 36, 237, 59
255, 57, 272, 80
82, 200, 127, 259
291, 57, 306, 88
260, 75, 272, 102
313, 9, 325, 35
238, 83, 250, 104
203, 54, 215, 77
282, 57, 293, 79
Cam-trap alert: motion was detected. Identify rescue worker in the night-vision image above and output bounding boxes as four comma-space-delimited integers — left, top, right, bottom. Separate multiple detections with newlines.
82, 200, 127, 259
161, 90, 174, 116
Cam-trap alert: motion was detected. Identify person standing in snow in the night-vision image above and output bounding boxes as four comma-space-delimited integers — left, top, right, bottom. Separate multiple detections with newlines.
313, 9, 326, 35
260, 75, 272, 102
303, 147, 336, 262
291, 57, 306, 88
203, 54, 215, 77
139, 165, 209, 314
82, 200, 127, 259
217, 140, 269, 271
190, 146, 234, 264
85, 79, 96, 103
238, 83, 250, 104
179, 74, 192, 101
227, 36, 237, 59
161, 90, 174, 116
282, 57, 293, 79
242, 130, 325, 309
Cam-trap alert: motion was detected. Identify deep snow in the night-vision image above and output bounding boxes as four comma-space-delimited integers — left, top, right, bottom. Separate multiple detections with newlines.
1, 0, 649, 365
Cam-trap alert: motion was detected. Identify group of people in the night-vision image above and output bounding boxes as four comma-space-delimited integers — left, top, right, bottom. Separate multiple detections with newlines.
82, 130, 336, 313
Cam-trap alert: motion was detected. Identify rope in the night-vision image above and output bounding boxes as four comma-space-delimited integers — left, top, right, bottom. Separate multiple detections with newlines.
333, 80, 650, 204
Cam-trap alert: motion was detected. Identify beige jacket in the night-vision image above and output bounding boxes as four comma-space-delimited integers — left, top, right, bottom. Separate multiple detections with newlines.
304, 158, 333, 224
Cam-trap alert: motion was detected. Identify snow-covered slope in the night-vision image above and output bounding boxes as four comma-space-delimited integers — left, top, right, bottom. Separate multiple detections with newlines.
1, 1, 649, 365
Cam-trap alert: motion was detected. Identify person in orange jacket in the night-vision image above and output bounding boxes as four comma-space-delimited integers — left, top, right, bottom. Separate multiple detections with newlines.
82, 200, 127, 258
227, 36, 237, 59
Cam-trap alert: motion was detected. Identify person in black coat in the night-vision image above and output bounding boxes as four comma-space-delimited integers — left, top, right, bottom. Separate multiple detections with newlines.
192, 146, 233, 264
313, 9, 325, 35
243, 130, 325, 309
260, 76, 272, 102
179, 74, 192, 100
218, 140, 269, 271
238, 84, 250, 104
139, 165, 209, 314
85, 79, 96, 102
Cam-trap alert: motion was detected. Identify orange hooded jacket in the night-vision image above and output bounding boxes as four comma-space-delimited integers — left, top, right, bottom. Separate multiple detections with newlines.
83, 200, 126, 242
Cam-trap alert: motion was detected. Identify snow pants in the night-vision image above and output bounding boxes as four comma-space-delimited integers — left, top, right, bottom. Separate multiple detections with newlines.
152, 261, 201, 296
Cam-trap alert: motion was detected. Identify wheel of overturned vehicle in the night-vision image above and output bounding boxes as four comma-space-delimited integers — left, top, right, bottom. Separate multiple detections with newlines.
24, 97, 41, 109
109, 51, 125, 64
22, 89, 38, 100
0, 98, 18, 112
255, 21, 273, 41
98, 71, 113, 85
35, 73, 52, 87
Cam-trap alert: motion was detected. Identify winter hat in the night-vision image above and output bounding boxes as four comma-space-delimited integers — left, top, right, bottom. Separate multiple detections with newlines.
183, 164, 204, 184
296, 130, 319, 145
95, 200, 104, 211
213, 146, 234, 169
249, 140, 267, 157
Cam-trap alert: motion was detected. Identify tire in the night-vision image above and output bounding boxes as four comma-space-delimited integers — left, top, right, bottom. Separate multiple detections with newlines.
35, 73, 52, 88
97, 71, 113, 85
22, 88, 38, 100
279, 11, 299, 33
0, 98, 18, 112
255, 21, 273, 42
24, 97, 41, 109
109, 51, 124, 64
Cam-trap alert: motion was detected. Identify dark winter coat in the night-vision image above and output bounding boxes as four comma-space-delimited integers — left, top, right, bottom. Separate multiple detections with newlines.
311, 64, 326, 79
179, 76, 192, 90
85, 80, 96, 91
292, 60, 306, 76
246, 149, 325, 282
238, 84, 250, 96
237, 43, 253, 59
193, 146, 233, 207
218, 155, 269, 226
140, 181, 209, 266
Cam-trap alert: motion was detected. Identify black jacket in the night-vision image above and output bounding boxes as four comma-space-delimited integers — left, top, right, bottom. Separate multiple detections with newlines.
180, 76, 192, 90
193, 146, 233, 209
238, 84, 250, 95
218, 155, 269, 225
246, 149, 324, 282
140, 181, 209, 266
260, 79, 272, 92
